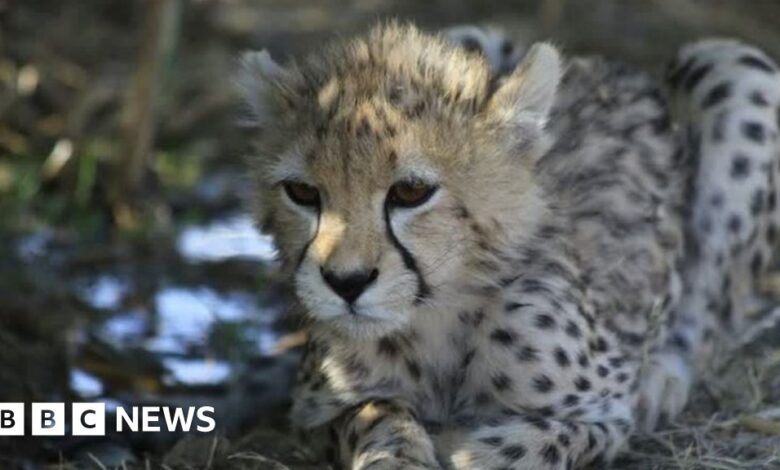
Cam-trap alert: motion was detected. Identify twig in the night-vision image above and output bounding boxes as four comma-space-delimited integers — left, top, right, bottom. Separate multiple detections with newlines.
113, 0, 180, 216
86, 453, 109, 470
205, 434, 219, 469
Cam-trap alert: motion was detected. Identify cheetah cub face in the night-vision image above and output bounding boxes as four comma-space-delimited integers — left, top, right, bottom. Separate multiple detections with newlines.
239, 24, 561, 337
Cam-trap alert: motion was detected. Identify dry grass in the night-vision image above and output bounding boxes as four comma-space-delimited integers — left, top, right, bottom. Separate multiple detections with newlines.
618, 310, 780, 470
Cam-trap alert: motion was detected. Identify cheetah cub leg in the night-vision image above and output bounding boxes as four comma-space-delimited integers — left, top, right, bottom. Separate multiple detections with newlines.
334, 399, 441, 470
449, 415, 632, 470
637, 351, 692, 432
639, 39, 780, 432
637, 279, 698, 433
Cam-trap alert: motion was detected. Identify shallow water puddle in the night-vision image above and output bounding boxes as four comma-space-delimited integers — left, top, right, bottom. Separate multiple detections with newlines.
16, 230, 53, 261
153, 287, 280, 353
82, 275, 128, 310
67, 216, 289, 399
101, 309, 148, 344
177, 215, 276, 262
156, 287, 250, 345
77, 285, 284, 391
70, 368, 104, 398
161, 357, 232, 385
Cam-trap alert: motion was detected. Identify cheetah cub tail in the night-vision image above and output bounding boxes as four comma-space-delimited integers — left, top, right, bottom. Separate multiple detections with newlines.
666, 38, 780, 135
666, 38, 780, 327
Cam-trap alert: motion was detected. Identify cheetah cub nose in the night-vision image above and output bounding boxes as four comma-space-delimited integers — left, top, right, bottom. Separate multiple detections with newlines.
320, 267, 379, 304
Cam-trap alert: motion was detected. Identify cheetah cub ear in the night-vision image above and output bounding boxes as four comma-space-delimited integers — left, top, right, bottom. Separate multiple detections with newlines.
486, 42, 561, 138
236, 50, 295, 129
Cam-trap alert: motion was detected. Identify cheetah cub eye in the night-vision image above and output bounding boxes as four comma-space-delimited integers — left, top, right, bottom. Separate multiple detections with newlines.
282, 181, 320, 209
387, 180, 438, 209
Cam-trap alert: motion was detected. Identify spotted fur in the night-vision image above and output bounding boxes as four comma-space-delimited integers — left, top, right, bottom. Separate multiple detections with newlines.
239, 24, 779, 469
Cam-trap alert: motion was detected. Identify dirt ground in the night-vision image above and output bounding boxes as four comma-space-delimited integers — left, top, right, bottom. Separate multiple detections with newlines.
1, 0, 780, 468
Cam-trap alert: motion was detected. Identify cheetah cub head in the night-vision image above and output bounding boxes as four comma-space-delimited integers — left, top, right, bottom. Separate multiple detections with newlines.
239, 23, 561, 337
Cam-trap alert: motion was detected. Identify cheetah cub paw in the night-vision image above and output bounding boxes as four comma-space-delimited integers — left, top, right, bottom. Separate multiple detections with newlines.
637, 350, 692, 433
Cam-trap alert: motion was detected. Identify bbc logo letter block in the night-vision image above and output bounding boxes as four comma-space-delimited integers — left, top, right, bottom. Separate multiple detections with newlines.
32, 403, 65, 436
0, 403, 24, 436
72, 403, 106, 436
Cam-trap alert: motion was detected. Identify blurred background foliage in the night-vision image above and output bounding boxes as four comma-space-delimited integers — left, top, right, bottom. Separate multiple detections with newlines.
4, 0, 780, 234
2, 0, 780, 468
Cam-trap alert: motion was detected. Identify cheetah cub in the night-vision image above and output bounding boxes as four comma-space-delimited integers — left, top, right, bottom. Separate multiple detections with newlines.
238, 23, 777, 469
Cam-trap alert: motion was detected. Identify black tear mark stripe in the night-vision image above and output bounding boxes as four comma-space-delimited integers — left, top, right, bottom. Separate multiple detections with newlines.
294, 239, 314, 271
383, 204, 431, 304
295, 212, 322, 271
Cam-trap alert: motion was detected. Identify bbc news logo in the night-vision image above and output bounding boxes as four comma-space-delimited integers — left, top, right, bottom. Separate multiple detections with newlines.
0, 403, 216, 436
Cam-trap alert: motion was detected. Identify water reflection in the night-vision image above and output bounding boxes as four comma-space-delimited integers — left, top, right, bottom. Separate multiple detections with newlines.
70, 368, 104, 398
64, 214, 292, 423
177, 216, 276, 262
162, 357, 232, 385
16, 230, 52, 261
83, 276, 127, 310
101, 309, 146, 344
81, 283, 284, 391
